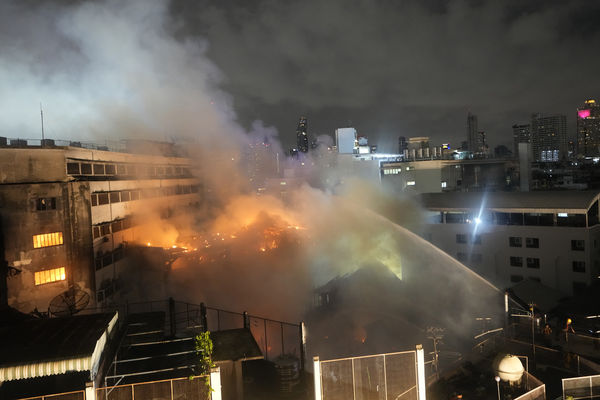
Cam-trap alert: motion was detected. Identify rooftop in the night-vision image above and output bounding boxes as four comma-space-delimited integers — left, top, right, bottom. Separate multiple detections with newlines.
420, 191, 600, 212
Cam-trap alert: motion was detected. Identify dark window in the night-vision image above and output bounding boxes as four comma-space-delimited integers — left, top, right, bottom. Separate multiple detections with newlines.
80, 163, 92, 174
122, 218, 132, 229
97, 291, 104, 302
93, 226, 100, 239
457, 252, 468, 262
130, 190, 140, 201
156, 167, 165, 175
572, 261, 586, 273
66, 162, 80, 174
182, 168, 191, 176
91, 194, 98, 206
116, 164, 127, 175
120, 191, 130, 202
95, 257, 103, 271
93, 164, 105, 175
35, 197, 56, 211
510, 256, 523, 267
471, 234, 482, 245
510, 275, 523, 283
97, 193, 109, 205
528, 277, 541, 283
573, 282, 587, 294
111, 220, 122, 233
183, 185, 191, 194
105, 164, 116, 175
571, 240, 585, 251
102, 254, 113, 267
557, 214, 586, 227
471, 253, 482, 263
109, 192, 120, 203
509, 237, 522, 247
113, 248, 124, 262
526, 237, 539, 248
526, 257, 540, 269
191, 185, 199, 193
127, 165, 137, 175
175, 167, 182, 176
100, 224, 110, 236
165, 167, 173, 176
524, 213, 554, 226
446, 212, 468, 224
456, 234, 467, 244
175, 185, 183, 195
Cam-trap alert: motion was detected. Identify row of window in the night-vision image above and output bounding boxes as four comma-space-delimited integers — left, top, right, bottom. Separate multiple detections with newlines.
508, 237, 539, 248
67, 161, 192, 178
32, 232, 64, 249
91, 184, 200, 206
509, 256, 540, 269
509, 276, 587, 293
439, 211, 588, 228
34, 267, 66, 286
456, 234, 481, 244
92, 217, 134, 240
95, 247, 126, 271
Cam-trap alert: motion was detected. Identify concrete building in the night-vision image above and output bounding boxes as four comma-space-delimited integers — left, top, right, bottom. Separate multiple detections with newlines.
380, 158, 516, 193
0, 139, 201, 314
577, 99, 600, 157
467, 112, 479, 153
419, 191, 600, 295
531, 113, 567, 162
335, 127, 357, 154
512, 124, 531, 157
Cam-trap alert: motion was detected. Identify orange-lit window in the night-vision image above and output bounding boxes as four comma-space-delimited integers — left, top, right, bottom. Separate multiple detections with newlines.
34, 267, 66, 285
32, 232, 64, 248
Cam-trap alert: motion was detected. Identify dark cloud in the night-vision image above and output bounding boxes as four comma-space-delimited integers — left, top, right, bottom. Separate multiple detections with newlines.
173, 0, 600, 151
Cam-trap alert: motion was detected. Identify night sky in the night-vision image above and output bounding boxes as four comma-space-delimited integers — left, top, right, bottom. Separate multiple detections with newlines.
2, 0, 600, 152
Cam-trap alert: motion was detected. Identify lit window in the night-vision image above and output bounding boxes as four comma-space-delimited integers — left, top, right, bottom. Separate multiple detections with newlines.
33, 232, 64, 248
34, 267, 66, 285
441, 181, 447, 188
407, 181, 416, 186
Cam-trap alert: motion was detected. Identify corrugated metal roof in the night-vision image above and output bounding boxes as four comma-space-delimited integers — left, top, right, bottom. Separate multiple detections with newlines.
0, 312, 117, 382
419, 191, 600, 212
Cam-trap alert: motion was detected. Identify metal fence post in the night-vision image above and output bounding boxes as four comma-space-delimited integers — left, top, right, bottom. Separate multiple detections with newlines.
210, 367, 222, 400
313, 357, 322, 400
200, 303, 208, 332
281, 322, 285, 356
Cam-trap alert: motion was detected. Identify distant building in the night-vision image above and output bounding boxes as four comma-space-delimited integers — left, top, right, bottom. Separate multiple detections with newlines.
530, 113, 567, 162
577, 99, 600, 157
419, 191, 600, 295
467, 112, 481, 153
0, 139, 201, 313
398, 136, 408, 155
335, 127, 357, 154
296, 116, 309, 153
512, 124, 531, 157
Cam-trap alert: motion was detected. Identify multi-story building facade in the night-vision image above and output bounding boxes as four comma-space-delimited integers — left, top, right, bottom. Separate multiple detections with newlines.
530, 113, 567, 162
467, 112, 480, 153
512, 124, 531, 157
296, 116, 309, 153
0, 139, 201, 314
577, 99, 600, 157
418, 191, 600, 295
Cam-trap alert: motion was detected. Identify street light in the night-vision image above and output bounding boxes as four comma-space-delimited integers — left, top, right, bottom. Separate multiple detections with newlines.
495, 376, 501, 400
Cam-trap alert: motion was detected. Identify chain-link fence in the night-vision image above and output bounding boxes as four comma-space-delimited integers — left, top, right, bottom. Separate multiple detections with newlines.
315, 350, 424, 400
562, 374, 600, 399
96, 375, 211, 400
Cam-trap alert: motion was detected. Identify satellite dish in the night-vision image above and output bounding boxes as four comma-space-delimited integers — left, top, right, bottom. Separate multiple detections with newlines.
49, 284, 90, 317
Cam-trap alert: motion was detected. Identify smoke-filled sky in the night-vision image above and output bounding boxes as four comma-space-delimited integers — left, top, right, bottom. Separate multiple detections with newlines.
1, 0, 599, 152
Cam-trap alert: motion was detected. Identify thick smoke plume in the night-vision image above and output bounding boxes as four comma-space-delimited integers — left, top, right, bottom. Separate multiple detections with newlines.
1, 0, 502, 360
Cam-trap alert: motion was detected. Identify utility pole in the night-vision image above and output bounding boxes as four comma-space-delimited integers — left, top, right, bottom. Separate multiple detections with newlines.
427, 327, 444, 379
530, 302, 536, 363
40, 103, 45, 143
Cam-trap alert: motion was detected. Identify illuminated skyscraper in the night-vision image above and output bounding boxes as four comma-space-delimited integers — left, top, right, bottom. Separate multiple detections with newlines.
296, 116, 309, 153
577, 99, 600, 157
530, 113, 567, 162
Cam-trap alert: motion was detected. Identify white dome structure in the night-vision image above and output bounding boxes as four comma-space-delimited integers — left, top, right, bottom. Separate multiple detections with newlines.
496, 355, 524, 383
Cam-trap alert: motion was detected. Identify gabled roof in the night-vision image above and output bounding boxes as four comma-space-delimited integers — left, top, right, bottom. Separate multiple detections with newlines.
420, 191, 600, 212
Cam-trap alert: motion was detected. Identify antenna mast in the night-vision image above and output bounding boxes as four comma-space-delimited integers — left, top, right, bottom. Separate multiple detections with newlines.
40, 103, 45, 142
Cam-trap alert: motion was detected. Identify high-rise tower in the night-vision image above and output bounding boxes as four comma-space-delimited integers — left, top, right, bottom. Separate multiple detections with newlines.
577, 99, 600, 157
467, 112, 479, 153
296, 116, 309, 153
530, 113, 567, 162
